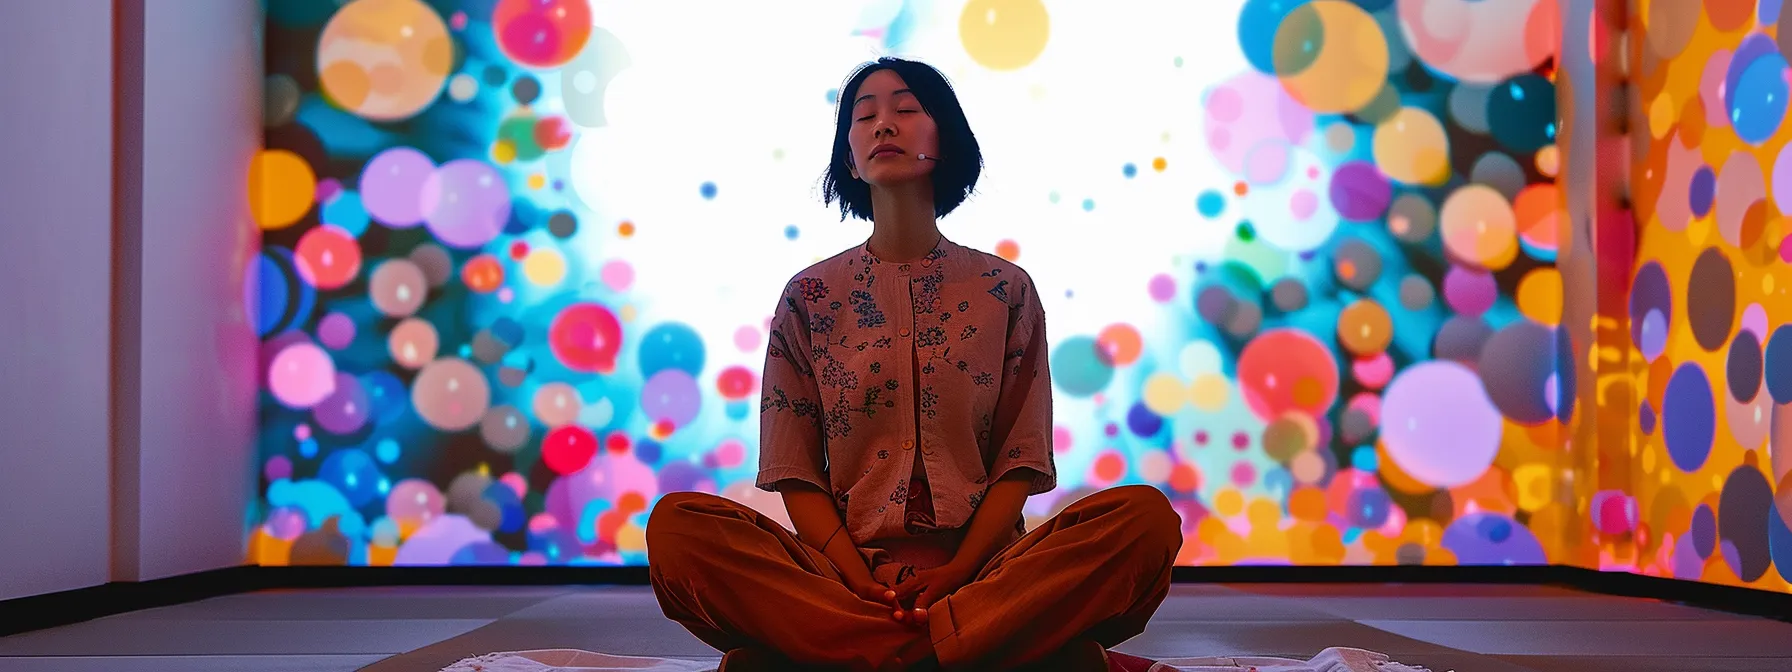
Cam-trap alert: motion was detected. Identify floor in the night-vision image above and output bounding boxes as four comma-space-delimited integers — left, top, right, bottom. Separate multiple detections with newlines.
0, 583, 1788, 671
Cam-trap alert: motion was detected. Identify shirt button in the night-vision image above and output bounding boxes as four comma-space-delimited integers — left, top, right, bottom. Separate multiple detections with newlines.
899, 327, 911, 337
902, 439, 914, 449
922, 258, 933, 267
900, 264, 911, 272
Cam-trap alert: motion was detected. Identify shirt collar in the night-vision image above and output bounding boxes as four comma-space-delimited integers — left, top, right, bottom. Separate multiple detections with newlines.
859, 234, 954, 268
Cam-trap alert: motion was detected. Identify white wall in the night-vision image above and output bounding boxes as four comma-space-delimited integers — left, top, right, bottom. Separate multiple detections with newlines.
120, 0, 263, 581
0, 0, 118, 601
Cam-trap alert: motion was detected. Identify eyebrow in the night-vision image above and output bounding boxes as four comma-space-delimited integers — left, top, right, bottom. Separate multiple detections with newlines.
853, 88, 915, 105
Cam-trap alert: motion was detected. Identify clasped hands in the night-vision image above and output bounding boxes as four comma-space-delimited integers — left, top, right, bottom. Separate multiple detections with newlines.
847, 560, 978, 628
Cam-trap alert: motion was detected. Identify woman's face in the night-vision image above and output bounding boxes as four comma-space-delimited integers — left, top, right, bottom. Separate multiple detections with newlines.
846, 69, 940, 187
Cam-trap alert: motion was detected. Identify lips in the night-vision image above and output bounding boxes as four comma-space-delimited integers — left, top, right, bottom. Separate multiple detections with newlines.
869, 144, 904, 159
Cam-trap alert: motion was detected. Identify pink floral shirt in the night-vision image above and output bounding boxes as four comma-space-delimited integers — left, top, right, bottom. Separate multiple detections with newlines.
756, 236, 1056, 582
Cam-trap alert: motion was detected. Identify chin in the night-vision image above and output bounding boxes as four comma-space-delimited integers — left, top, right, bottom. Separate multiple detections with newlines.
863, 166, 934, 187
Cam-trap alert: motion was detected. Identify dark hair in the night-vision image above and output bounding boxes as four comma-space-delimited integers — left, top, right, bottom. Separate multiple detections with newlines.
821, 57, 983, 222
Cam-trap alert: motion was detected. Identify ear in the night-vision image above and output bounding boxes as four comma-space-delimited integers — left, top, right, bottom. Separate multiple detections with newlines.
847, 159, 860, 181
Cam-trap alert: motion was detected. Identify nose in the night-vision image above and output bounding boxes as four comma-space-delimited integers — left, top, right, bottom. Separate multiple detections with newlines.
874, 119, 898, 138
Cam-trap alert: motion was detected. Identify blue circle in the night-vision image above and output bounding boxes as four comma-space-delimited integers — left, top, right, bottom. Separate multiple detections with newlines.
725, 400, 751, 421
1346, 488, 1391, 528
298, 438, 319, 459
639, 322, 707, 377
490, 317, 526, 347
1639, 401, 1656, 435
484, 481, 525, 533
1443, 513, 1546, 565
1692, 503, 1718, 559
322, 191, 370, 237
1728, 331, 1764, 402
1237, 0, 1312, 74
1662, 364, 1716, 473
254, 253, 289, 337
1197, 190, 1226, 218
700, 181, 718, 200
451, 541, 511, 565
1690, 166, 1716, 217
1765, 325, 1792, 404
319, 448, 382, 507
1081, 198, 1095, 211
360, 371, 408, 424
784, 225, 800, 240
1725, 35, 1790, 145
1770, 503, 1792, 583
1764, 0, 1785, 23
1351, 446, 1377, 471
374, 438, 400, 464
635, 439, 663, 465
1126, 402, 1164, 437
1050, 336, 1114, 397
825, 88, 839, 105
1487, 75, 1558, 153
1122, 163, 1138, 178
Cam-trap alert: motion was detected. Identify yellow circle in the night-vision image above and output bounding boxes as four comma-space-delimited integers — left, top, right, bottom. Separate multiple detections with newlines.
316, 0, 452, 122
1143, 372, 1191, 415
528, 173, 547, 190
1512, 463, 1553, 512
1274, 1, 1390, 114
1516, 268, 1564, 325
1535, 145, 1560, 177
522, 248, 566, 286
1190, 373, 1231, 412
959, 0, 1050, 71
1648, 93, 1675, 139
492, 140, 518, 164
249, 150, 317, 230
616, 523, 647, 552
1765, 274, 1776, 295
1214, 488, 1245, 518
1440, 184, 1519, 270
1373, 108, 1451, 185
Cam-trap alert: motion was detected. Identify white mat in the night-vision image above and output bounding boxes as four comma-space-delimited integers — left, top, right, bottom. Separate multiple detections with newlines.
437, 647, 1439, 672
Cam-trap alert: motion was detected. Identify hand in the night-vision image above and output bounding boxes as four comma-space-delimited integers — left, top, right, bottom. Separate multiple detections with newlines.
843, 572, 902, 617
890, 560, 979, 626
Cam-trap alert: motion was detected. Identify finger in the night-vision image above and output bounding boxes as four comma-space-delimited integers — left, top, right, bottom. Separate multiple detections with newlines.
882, 589, 899, 605
913, 607, 929, 625
892, 609, 907, 622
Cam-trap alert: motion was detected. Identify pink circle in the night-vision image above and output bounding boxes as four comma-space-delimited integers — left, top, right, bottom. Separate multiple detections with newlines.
1245, 143, 1292, 184
734, 326, 760, 352
715, 439, 746, 468
601, 260, 635, 292
1741, 304, 1769, 339
1353, 352, 1394, 389
1701, 50, 1735, 127
1347, 392, 1382, 425
500, 472, 529, 497
1290, 189, 1319, 220
265, 455, 293, 482
1442, 266, 1498, 316
293, 424, 312, 441
1231, 431, 1250, 450
1230, 461, 1257, 487
316, 178, 343, 203
1206, 85, 1244, 123
268, 342, 337, 409
1148, 274, 1177, 303
1780, 234, 1792, 263
317, 312, 356, 349
1053, 425, 1073, 452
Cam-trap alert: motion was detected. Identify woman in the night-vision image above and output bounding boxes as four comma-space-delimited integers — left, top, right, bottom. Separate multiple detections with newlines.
647, 57, 1182, 672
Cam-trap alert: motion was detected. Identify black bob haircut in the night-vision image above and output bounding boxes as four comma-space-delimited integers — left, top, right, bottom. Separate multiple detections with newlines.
821, 57, 984, 222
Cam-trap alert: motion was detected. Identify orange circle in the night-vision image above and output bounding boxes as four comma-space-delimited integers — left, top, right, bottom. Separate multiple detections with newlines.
1152, 157, 1168, 172
1093, 451, 1127, 482
1336, 299, 1393, 356
1513, 184, 1559, 251
1169, 463, 1200, 493
1097, 323, 1144, 366
1233, 181, 1249, 196
1288, 486, 1328, 521
461, 254, 505, 293
995, 239, 1021, 261
248, 150, 317, 229
618, 220, 636, 238
617, 492, 647, 514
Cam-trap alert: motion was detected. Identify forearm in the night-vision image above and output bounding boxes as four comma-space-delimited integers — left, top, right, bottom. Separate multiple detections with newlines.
949, 471, 1034, 571
779, 481, 872, 580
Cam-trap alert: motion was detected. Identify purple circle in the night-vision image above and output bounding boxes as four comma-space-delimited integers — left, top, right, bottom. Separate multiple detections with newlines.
265, 455, 293, 482
1718, 466, 1773, 581
312, 373, 371, 435
1148, 274, 1177, 302
1691, 503, 1717, 559
641, 369, 702, 428
266, 507, 308, 540
1630, 262, 1673, 356
450, 540, 512, 565
1727, 331, 1764, 402
1639, 401, 1656, 434
1772, 140, 1792, 206
1442, 512, 1546, 565
1328, 161, 1392, 221
316, 178, 343, 203
1442, 266, 1498, 316
1662, 364, 1715, 473
360, 147, 435, 228
657, 459, 715, 494
1639, 309, 1669, 361
1127, 402, 1164, 437
421, 159, 512, 249
1690, 165, 1716, 217
317, 312, 356, 350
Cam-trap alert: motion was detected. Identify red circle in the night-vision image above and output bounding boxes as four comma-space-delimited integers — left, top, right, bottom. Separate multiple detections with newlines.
509, 241, 530, 260
1093, 451, 1127, 483
294, 225, 363, 290
542, 426, 597, 475
716, 366, 759, 400
605, 431, 631, 454
1235, 328, 1340, 422
535, 117, 574, 151
548, 303, 622, 373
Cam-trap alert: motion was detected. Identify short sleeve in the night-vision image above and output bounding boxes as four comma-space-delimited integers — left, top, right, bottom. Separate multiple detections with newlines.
986, 276, 1057, 495
755, 283, 831, 493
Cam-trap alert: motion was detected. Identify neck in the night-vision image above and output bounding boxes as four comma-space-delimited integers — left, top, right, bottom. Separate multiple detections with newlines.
865, 181, 941, 262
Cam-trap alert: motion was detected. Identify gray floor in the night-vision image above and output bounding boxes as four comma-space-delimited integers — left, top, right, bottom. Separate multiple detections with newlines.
1, 583, 1788, 671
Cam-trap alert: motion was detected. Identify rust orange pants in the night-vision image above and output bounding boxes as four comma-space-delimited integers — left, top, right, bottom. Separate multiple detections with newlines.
645, 485, 1181, 670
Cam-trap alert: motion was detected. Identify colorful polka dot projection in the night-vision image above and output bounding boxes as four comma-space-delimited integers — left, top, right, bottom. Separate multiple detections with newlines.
1613, 0, 1792, 594
252, 0, 1576, 571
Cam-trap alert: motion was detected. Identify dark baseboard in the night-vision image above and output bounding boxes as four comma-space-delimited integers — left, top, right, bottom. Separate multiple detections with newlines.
4, 563, 1787, 639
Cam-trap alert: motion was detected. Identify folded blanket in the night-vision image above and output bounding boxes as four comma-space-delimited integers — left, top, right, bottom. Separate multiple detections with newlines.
438, 647, 1434, 672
